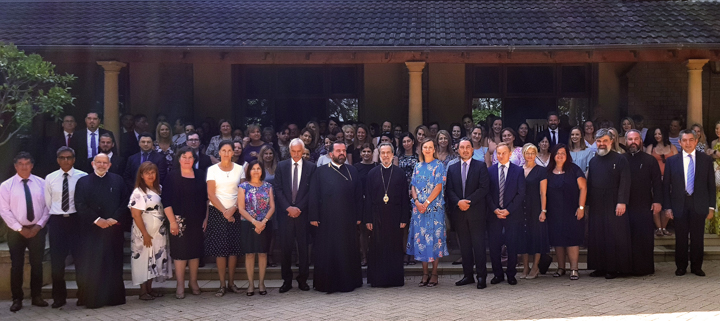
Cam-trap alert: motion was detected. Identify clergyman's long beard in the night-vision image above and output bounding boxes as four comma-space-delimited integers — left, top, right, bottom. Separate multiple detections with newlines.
596, 148, 609, 156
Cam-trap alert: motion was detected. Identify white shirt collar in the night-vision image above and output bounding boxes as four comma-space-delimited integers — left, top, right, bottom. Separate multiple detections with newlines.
462, 158, 472, 166
62, 168, 75, 176
87, 128, 98, 135
292, 158, 303, 167
499, 161, 510, 168
682, 150, 696, 158
64, 131, 73, 136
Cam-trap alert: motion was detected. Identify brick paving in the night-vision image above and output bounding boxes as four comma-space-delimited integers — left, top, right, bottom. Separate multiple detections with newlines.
1, 261, 719, 320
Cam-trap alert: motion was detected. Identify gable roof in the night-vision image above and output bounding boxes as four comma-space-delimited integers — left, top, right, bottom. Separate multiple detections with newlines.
1, 0, 720, 50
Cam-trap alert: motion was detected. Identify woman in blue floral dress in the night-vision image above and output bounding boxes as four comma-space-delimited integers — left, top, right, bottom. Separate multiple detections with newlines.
237, 161, 275, 296
407, 138, 448, 287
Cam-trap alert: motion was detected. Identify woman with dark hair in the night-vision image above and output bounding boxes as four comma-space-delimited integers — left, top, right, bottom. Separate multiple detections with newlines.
327, 118, 341, 136
205, 140, 245, 296
206, 119, 234, 159
237, 161, 275, 296
536, 135, 551, 167
372, 133, 398, 165
243, 124, 268, 164
487, 116, 503, 145
397, 132, 418, 187
354, 143, 376, 267
450, 123, 463, 152
306, 121, 321, 145
515, 122, 532, 147
129, 162, 172, 300
461, 114, 474, 140
276, 125, 291, 161
486, 127, 525, 167
353, 124, 374, 162
644, 126, 677, 236
568, 126, 595, 174
232, 138, 246, 167
545, 144, 587, 281
262, 127, 275, 147
369, 123, 380, 138
163, 147, 207, 299
299, 127, 319, 163
583, 120, 596, 150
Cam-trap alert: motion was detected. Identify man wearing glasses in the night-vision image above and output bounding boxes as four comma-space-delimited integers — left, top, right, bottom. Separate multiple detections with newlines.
186, 131, 213, 174
44, 147, 88, 308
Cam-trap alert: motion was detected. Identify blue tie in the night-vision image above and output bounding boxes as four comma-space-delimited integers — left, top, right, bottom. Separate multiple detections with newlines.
686, 154, 694, 195
141, 152, 148, 164
90, 132, 97, 157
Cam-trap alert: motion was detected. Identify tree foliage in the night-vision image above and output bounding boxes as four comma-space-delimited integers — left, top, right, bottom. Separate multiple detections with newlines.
0, 42, 75, 146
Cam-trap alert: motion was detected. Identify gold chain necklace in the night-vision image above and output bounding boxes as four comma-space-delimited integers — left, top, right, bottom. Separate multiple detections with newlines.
380, 165, 393, 204
328, 163, 352, 181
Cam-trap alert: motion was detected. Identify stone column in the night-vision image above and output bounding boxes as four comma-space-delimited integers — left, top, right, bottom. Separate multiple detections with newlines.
97, 61, 127, 136
685, 59, 708, 127
406, 62, 426, 131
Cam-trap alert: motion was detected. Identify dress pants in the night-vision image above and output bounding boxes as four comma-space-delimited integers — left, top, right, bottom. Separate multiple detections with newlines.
454, 213, 487, 279
7, 227, 47, 300
48, 214, 81, 302
280, 216, 309, 284
487, 218, 521, 278
674, 195, 705, 271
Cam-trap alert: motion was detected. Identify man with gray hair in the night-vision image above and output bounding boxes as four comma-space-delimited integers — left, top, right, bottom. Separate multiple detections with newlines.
586, 128, 632, 279
275, 138, 316, 293
623, 129, 662, 276
44, 146, 88, 308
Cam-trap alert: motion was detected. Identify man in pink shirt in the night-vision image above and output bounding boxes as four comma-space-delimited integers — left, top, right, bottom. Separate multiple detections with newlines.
0, 152, 50, 312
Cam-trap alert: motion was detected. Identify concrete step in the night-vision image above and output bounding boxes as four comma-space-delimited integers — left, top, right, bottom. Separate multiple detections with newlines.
653, 233, 720, 247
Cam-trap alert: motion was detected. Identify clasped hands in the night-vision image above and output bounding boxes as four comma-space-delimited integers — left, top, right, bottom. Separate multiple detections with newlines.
222, 206, 236, 222
287, 206, 302, 218
457, 200, 471, 211
415, 199, 430, 213
494, 208, 509, 219
366, 223, 407, 231
95, 218, 119, 229
252, 219, 266, 235
18, 225, 42, 239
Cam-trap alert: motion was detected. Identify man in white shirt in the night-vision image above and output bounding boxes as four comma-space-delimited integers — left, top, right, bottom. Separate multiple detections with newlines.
44, 146, 87, 308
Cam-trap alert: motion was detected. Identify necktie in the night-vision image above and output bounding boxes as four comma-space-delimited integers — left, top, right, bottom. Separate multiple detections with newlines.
461, 162, 468, 197
62, 173, 70, 212
686, 154, 695, 195
141, 152, 148, 164
66, 133, 72, 147
551, 130, 556, 144
499, 165, 506, 208
292, 163, 299, 203
90, 132, 97, 157
22, 179, 35, 222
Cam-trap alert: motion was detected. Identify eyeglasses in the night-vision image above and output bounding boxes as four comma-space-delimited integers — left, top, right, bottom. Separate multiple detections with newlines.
187, 139, 200, 142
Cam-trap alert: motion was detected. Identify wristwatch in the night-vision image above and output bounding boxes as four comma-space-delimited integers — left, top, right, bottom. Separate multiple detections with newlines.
579, 206, 585, 210
541, 209, 547, 213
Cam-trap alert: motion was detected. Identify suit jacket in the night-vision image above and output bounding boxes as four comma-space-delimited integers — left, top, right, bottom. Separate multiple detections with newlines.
274, 158, 316, 223
662, 151, 716, 218
108, 153, 126, 176
123, 150, 168, 190
446, 159, 490, 221
486, 162, 526, 222
539, 128, 569, 150
120, 130, 141, 158
75, 128, 115, 162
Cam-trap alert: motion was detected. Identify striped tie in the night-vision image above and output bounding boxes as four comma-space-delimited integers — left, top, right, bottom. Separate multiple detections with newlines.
62, 173, 70, 212
499, 164, 506, 208
686, 154, 694, 195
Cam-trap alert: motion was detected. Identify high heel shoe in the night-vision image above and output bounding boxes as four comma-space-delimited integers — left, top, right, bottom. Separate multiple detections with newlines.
569, 269, 579, 280
419, 274, 429, 287
427, 274, 439, 287
553, 268, 566, 277
259, 285, 267, 295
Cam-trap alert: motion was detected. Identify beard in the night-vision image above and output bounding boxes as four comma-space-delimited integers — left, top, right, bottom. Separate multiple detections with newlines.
332, 154, 346, 164
596, 147, 609, 156
627, 143, 640, 153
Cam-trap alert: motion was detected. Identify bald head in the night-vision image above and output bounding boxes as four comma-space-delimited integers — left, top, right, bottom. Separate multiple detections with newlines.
92, 153, 111, 175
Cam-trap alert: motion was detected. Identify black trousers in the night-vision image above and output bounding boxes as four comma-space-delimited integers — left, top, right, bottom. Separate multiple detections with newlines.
453, 213, 487, 279
279, 216, 309, 284
674, 195, 706, 271
487, 218, 521, 278
48, 214, 82, 302
7, 227, 47, 300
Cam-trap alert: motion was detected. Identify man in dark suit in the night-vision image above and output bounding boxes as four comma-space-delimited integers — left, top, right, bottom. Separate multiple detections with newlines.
120, 114, 150, 158
446, 138, 490, 289
98, 133, 125, 176
663, 129, 716, 277
185, 132, 213, 175
74, 112, 115, 167
274, 138, 316, 293
539, 111, 569, 149
486, 143, 526, 285
48, 115, 79, 155
123, 133, 168, 190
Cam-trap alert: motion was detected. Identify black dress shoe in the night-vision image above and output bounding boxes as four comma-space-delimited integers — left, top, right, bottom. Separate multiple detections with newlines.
605, 272, 618, 279
298, 282, 310, 291
589, 270, 606, 277
675, 269, 686, 276
490, 276, 504, 285
9, 299, 22, 312
279, 283, 292, 293
51, 300, 66, 309
691, 269, 706, 277
477, 278, 487, 289
31, 297, 48, 307
455, 276, 475, 286
507, 277, 518, 285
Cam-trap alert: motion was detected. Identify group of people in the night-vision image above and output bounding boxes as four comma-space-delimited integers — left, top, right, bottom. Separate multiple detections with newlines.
1, 110, 718, 312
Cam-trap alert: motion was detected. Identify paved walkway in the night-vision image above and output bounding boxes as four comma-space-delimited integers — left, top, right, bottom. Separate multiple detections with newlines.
1, 261, 719, 320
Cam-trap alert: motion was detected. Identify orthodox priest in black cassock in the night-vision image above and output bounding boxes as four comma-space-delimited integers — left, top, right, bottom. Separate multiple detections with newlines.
364, 158, 410, 287
74, 156, 129, 308
309, 142, 363, 293
586, 132, 632, 278
623, 136, 663, 276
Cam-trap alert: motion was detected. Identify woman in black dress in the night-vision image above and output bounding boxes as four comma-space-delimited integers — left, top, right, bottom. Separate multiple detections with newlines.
546, 144, 587, 281
519, 143, 549, 279
163, 147, 208, 298
354, 143, 377, 266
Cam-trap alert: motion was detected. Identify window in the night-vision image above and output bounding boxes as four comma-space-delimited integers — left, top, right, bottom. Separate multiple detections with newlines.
235, 65, 362, 128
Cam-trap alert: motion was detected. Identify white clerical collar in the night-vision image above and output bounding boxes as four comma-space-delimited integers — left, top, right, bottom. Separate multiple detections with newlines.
381, 163, 392, 169
331, 161, 342, 168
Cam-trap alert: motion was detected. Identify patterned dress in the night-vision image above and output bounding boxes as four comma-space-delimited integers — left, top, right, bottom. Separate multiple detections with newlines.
154, 141, 174, 175
705, 142, 720, 235
398, 154, 419, 187
239, 181, 273, 253
129, 188, 172, 285
406, 159, 448, 262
